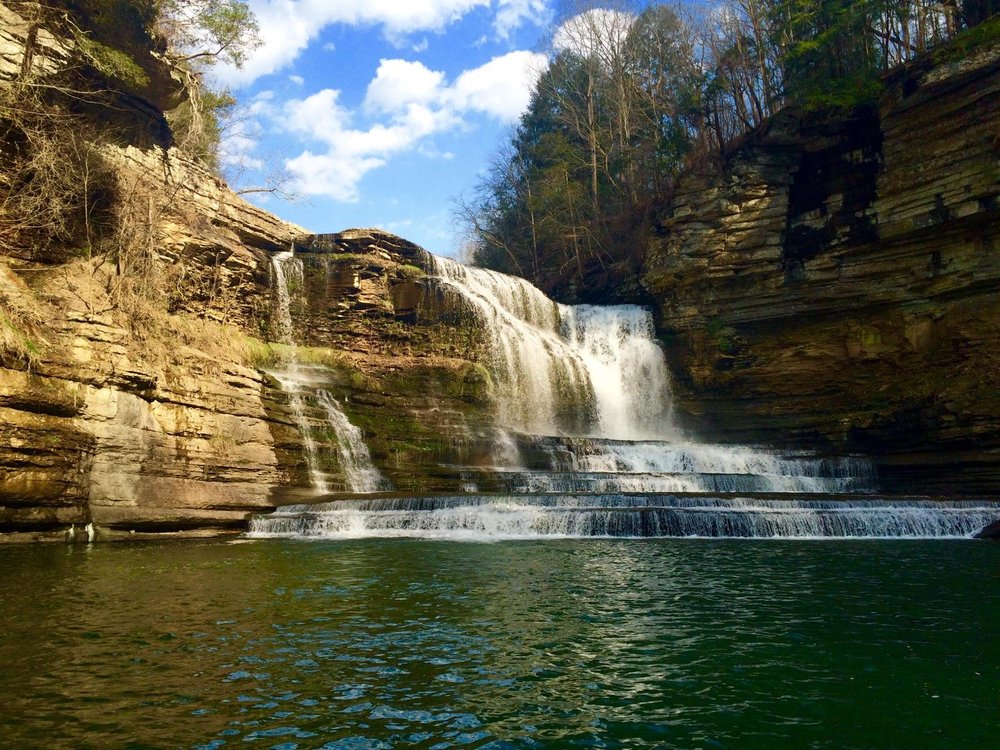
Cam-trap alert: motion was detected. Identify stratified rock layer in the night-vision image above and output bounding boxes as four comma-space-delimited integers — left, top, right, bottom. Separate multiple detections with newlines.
645, 43, 1000, 493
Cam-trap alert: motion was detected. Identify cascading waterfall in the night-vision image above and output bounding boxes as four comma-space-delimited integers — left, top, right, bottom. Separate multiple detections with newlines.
432, 256, 593, 435
316, 391, 388, 494
250, 253, 1000, 539
430, 254, 874, 493
432, 256, 676, 439
249, 496, 1000, 540
270, 250, 388, 494
562, 305, 676, 439
271, 251, 328, 493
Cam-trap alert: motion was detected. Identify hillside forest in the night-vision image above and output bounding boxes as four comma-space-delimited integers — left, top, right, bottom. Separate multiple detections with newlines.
458, 0, 999, 299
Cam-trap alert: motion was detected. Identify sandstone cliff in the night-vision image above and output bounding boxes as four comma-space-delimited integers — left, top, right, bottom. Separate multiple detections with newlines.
645, 42, 1000, 493
0, 1, 498, 541
2, 0, 999, 544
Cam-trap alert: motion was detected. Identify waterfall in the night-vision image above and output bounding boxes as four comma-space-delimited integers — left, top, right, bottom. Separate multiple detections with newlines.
249, 495, 1000, 540
432, 256, 675, 439
249, 254, 1000, 540
428, 255, 876, 493
562, 305, 676, 440
271, 251, 329, 493
432, 256, 592, 435
316, 391, 388, 494
270, 250, 388, 494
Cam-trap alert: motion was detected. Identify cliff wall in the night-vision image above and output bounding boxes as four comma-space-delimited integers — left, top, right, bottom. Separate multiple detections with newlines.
645, 42, 1000, 493
3, 0, 999, 543
0, 1, 498, 540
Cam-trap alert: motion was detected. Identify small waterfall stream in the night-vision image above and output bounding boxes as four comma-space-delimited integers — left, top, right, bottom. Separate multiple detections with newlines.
252, 252, 1000, 538
270, 250, 388, 494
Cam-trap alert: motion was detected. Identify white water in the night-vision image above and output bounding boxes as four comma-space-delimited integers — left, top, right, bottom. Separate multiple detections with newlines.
249, 254, 1000, 538
429, 255, 875, 494
249, 495, 1000, 540
270, 250, 388, 494
271, 251, 329, 492
434, 256, 644, 438
316, 391, 388, 493
562, 305, 675, 439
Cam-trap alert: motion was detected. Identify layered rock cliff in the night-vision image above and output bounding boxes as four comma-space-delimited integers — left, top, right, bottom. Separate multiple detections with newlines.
2, 0, 999, 543
645, 42, 1000, 493
0, 1, 496, 541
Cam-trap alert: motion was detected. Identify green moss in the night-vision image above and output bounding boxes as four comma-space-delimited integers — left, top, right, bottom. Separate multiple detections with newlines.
73, 30, 150, 89
706, 318, 741, 356
446, 362, 494, 402
934, 17, 1000, 63
395, 264, 426, 280
859, 328, 882, 347
240, 336, 276, 369
242, 337, 352, 372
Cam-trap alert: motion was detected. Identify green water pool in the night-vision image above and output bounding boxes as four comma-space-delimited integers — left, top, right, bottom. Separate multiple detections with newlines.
0, 538, 997, 749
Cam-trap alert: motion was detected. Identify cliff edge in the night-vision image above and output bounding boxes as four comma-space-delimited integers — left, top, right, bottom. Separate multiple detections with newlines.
645, 41, 1000, 493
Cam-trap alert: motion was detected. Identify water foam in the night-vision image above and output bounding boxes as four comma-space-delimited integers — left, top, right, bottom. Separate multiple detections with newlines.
249, 495, 1000, 540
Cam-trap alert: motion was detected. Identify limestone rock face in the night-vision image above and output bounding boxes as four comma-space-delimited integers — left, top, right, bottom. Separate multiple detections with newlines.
0, 0, 185, 147
645, 43, 1000, 493
0, 144, 305, 540
273, 229, 503, 494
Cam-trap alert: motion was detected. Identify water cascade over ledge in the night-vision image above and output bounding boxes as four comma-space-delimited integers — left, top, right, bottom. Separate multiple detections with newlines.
252, 252, 1000, 538
270, 250, 389, 494
432, 256, 673, 439
250, 495, 1000, 540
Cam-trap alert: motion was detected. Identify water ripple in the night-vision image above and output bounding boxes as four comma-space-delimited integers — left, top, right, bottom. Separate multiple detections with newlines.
0, 540, 997, 748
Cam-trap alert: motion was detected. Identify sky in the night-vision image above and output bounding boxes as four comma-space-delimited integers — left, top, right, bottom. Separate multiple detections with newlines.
211, 0, 560, 256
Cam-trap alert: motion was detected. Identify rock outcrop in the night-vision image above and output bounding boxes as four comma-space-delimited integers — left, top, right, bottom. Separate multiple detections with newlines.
645, 42, 1000, 493
0, 141, 301, 540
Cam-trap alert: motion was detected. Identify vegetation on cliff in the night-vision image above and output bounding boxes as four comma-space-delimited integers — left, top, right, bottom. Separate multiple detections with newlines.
461, 0, 999, 299
0, 0, 261, 363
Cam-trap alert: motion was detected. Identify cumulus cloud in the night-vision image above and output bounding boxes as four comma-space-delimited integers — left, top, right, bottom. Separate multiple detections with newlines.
281, 51, 546, 202
364, 60, 447, 114
364, 51, 545, 121
214, 0, 492, 87
449, 50, 545, 120
552, 8, 635, 61
494, 0, 552, 41
281, 88, 454, 202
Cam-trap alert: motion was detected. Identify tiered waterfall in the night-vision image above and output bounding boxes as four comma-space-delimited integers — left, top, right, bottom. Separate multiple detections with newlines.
253, 254, 1000, 538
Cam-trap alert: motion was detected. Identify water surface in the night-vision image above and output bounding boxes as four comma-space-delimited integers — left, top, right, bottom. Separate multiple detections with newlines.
1, 539, 997, 749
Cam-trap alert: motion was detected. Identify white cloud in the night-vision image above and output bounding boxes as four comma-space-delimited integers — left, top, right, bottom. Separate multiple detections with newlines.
281, 51, 547, 202
364, 51, 545, 122
364, 59, 446, 114
449, 50, 545, 121
214, 0, 492, 87
288, 74, 304, 85
494, 0, 552, 41
322, 42, 336, 52
552, 8, 635, 61
280, 88, 453, 201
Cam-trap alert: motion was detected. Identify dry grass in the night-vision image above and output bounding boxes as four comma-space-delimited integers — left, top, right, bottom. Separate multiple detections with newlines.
0, 261, 46, 369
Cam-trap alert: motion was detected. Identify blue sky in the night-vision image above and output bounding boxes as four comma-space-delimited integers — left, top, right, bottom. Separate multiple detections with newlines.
211, 0, 558, 256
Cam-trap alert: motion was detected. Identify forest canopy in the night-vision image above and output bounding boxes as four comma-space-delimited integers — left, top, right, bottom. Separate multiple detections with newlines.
459, 0, 1000, 297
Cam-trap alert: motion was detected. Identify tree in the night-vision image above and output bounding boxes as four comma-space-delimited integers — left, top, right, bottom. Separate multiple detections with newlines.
156, 0, 260, 68
154, 1, 261, 170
